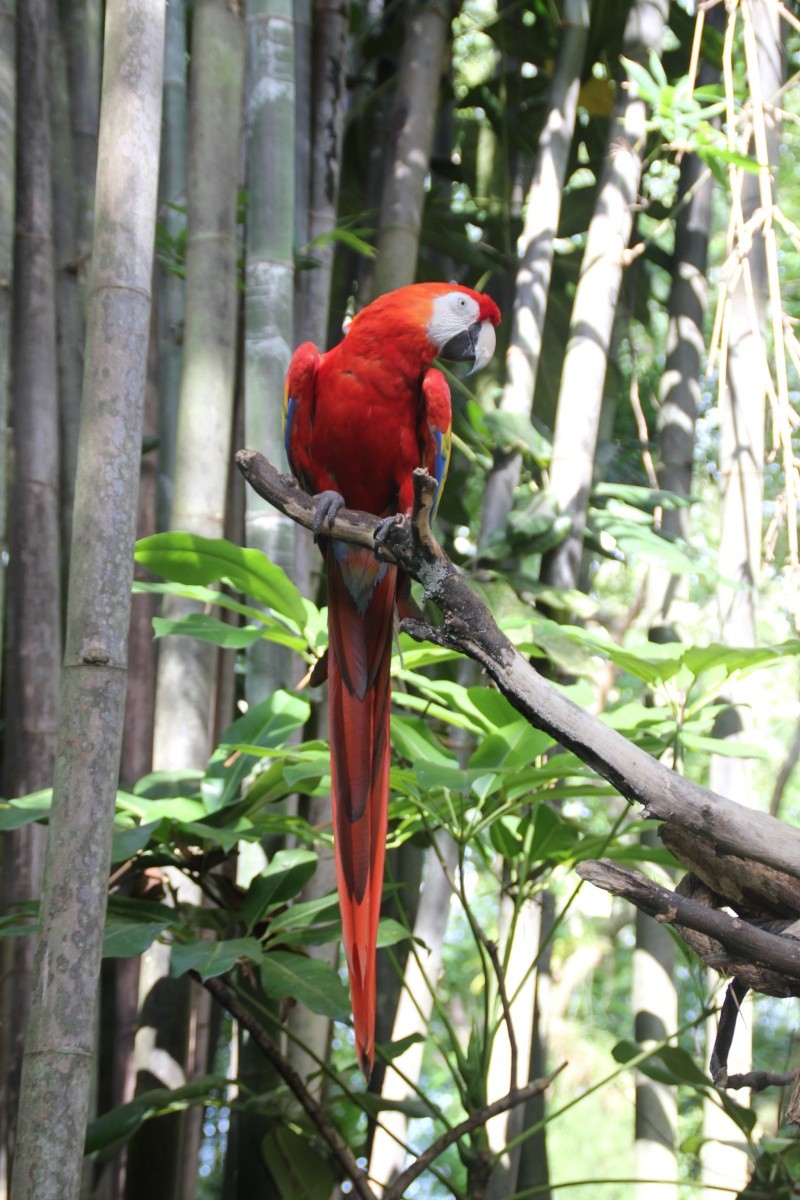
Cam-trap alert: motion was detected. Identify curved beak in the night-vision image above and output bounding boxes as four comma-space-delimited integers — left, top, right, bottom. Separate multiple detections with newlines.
470, 319, 496, 374
440, 319, 497, 374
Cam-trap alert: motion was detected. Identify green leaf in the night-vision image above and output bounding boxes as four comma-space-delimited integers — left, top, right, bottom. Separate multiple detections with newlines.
657, 1046, 713, 1088
467, 687, 524, 730
380, 1031, 426, 1062
621, 56, 663, 105
171, 937, 264, 980
680, 733, 767, 760
529, 804, 580, 861
135, 533, 306, 625
356, 1093, 432, 1119
377, 917, 412, 948
261, 950, 350, 1021
204, 692, 311, 812
116, 793, 206, 823
392, 715, 458, 768
414, 760, 480, 794
134, 579, 279, 626
131, 771, 203, 801
309, 224, 376, 258
681, 640, 800, 680
111, 821, 161, 862
152, 613, 267, 649
490, 814, 524, 858
103, 917, 170, 958
593, 482, 692, 512
612, 1040, 710, 1090
264, 892, 340, 939
85, 1077, 227, 1156
260, 1125, 337, 1200
483, 410, 550, 460
0, 906, 38, 939
469, 720, 550, 771
241, 849, 319, 930
0, 798, 51, 829
719, 1089, 758, 1135
696, 142, 760, 175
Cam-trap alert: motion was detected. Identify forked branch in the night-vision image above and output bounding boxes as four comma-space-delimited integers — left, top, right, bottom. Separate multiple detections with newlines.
235, 448, 800, 891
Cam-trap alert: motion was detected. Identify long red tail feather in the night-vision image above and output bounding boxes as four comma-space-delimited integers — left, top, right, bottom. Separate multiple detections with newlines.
326, 542, 396, 1079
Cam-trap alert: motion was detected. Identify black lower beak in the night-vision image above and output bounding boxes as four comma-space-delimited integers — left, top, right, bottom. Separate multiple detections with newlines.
440, 322, 481, 363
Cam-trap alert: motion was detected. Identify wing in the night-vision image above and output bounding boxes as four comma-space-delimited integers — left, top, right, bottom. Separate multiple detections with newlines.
283, 341, 320, 491
420, 367, 452, 519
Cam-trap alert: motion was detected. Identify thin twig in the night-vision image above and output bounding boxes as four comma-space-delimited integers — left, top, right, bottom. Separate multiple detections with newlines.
196, 973, 377, 1200
710, 977, 750, 1079
483, 936, 520, 1093
381, 1066, 566, 1200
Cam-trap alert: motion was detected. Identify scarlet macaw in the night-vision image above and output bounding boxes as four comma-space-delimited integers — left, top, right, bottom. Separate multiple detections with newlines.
283, 283, 501, 1078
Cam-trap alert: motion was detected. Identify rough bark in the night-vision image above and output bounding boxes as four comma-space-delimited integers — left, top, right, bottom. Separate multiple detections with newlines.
8, 2, 165, 1196
479, 0, 591, 548
541, 0, 668, 592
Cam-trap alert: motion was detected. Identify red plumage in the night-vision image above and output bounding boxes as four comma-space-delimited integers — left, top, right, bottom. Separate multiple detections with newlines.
283, 283, 500, 1077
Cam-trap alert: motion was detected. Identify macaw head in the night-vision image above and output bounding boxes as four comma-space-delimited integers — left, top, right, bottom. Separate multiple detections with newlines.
424, 284, 501, 374
346, 282, 501, 374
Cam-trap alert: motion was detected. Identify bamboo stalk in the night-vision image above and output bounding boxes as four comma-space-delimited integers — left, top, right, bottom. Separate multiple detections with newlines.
152, 0, 244, 772
541, 0, 668, 593
479, 0, 591, 550
8, 2, 165, 1197
368, 0, 452, 298
243, 0, 296, 704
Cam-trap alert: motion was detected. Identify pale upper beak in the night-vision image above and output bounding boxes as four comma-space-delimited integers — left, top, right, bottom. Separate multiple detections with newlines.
440, 319, 497, 374
470, 319, 496, 374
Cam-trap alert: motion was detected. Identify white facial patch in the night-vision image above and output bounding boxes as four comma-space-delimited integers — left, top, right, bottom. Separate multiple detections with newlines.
427, 292, 482, 350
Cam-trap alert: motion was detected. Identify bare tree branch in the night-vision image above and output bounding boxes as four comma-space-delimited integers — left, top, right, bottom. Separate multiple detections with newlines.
575, 860, 800, 987
381, 1065, 566, 1200
234, 449, 800, 892
198, 974, 378, 1200
725, 1068, 798, 1092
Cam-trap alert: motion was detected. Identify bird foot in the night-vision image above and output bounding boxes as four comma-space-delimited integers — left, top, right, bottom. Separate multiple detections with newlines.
374, 513, 404, 548
312, 489, 346, 538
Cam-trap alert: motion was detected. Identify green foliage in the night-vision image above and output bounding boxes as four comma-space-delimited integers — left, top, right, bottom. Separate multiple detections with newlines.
42, 529, 793, 1191
18, 0, 800, 1190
